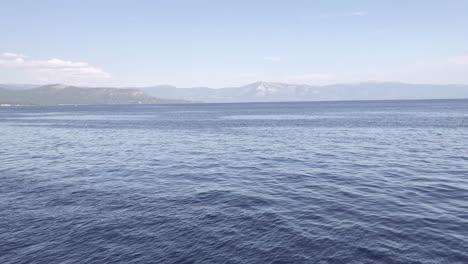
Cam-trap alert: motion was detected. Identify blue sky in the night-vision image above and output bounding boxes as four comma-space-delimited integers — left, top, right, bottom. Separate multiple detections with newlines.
1, 0, 468, 87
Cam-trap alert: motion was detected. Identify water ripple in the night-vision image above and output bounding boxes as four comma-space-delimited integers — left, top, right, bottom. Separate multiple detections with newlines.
1, 100, 467, 263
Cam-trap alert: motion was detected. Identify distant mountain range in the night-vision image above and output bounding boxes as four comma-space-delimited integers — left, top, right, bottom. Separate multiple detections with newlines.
0, 84, 189, 105
139, 82, 468, 102
1, 82, 468, 105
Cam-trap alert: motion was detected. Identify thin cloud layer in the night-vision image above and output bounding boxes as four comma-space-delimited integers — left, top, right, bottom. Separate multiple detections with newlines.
0, 52, 26, 58
263, 56, 281, 62
287, 73, 334, 81
448, 55, 468, 65
348, 11, 367, 16
0, 52, 110, 83
311, 11, 367, 19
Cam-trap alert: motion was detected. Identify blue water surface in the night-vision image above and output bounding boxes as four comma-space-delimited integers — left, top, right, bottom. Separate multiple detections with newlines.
1, 99, 468, 263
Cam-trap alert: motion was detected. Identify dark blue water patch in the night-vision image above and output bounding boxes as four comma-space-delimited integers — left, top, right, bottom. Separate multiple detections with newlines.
1, 99, 468, 263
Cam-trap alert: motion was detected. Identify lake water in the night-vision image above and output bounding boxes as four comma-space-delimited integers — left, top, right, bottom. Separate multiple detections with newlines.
1, 100, 467, 263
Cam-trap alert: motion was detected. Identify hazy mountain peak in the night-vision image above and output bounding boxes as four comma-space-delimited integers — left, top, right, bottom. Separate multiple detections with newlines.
245, 81, 289, 87
255, 82, 279, 95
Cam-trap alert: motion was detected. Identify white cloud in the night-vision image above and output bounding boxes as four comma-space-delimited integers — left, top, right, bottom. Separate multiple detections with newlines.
0, 52, 110, 82
263, 56, 281, 62
0, 52, 26, 58
39, 58, 89, 68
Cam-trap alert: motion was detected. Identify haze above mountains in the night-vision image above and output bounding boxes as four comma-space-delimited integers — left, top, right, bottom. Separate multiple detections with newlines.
1, 82, 468, 105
